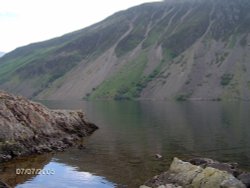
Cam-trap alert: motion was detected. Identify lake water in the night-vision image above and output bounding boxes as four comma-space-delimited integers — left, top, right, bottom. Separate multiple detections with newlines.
0, 101, 250, 188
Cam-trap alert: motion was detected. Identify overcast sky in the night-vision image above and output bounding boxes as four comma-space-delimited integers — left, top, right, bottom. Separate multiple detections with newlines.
0, 0, 161, 53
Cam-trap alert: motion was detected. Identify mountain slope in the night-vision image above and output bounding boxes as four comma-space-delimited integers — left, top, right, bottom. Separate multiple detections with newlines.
1, 0, 250, 100
0, 52, 5, 57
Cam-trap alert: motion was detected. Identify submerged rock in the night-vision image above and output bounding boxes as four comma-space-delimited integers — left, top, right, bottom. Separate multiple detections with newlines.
142, 158, 247, 188
0, 91, 98, 162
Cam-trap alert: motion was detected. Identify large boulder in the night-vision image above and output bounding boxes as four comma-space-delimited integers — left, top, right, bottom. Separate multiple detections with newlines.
192, 167, 245, 188
142, 158, 247, 188
0, 91, 98, 162
143, 158, 202, 187
168, 157, 203, 186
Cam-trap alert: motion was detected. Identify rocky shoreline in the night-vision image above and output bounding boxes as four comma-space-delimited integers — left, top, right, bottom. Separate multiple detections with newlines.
0, 90, 98, 163
141, 158, 250, 188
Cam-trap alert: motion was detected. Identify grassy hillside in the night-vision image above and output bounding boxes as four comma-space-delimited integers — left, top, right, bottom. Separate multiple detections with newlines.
1, 0, 250, 101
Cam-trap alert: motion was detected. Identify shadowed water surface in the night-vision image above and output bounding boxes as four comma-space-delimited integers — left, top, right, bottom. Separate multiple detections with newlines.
0, 101, 250, 187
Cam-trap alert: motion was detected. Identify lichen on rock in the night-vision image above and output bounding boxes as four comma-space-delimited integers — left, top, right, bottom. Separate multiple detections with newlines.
142, 158, 247, 188
192, 167, 244, 188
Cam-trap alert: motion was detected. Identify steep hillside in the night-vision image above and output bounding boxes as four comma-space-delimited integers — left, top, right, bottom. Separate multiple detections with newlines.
1, 0, 250, 101
0, 52, 5, 57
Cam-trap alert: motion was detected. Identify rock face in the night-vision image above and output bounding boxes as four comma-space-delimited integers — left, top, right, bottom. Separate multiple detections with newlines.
0, 91, 98, 162
141, 158, 247, 188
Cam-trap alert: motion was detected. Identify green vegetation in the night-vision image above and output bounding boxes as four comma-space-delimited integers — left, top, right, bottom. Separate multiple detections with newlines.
220, 74, 234, 86
115, 35, 143, 57
91, 45, 170, 100
162, 9, 210, 57
175, 93, 191, 101
115, 9, 153, 57
0, 13, 130, 97
163, 48, 177, 61
89, 52, 148, 100
0, 47, 56, 84
0, 0, 250, 101
141, 9, 174, 49
228, 34, 237, 48
215, 52, 229, 65
142, 29, 162, 49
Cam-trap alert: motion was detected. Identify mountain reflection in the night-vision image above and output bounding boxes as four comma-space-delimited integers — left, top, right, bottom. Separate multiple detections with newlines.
1, 101, 250, 187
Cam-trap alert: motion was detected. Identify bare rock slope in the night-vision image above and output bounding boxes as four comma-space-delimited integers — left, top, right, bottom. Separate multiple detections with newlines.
0, 91, 98, 162
1, 0, 250, 101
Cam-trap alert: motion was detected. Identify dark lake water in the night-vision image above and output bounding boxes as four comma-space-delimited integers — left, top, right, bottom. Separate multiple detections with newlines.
1, 101, 250, 187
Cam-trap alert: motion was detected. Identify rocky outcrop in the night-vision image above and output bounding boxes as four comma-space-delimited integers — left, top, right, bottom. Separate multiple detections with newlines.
141, 158, 248, 188
0, 91, 98, 162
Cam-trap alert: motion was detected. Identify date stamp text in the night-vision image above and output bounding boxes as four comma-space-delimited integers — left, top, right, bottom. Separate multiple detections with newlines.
16, 168, 55, 175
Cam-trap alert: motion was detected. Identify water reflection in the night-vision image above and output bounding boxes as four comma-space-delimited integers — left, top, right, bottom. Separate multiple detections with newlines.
16, 161, 115, 188
1, 101, 250, 187
0, 154, 52, 187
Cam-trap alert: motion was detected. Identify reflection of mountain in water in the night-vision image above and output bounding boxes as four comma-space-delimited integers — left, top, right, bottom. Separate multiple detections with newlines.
2, 101, 250, 187
45, 101, 250, 187
82, 101, 250, 162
